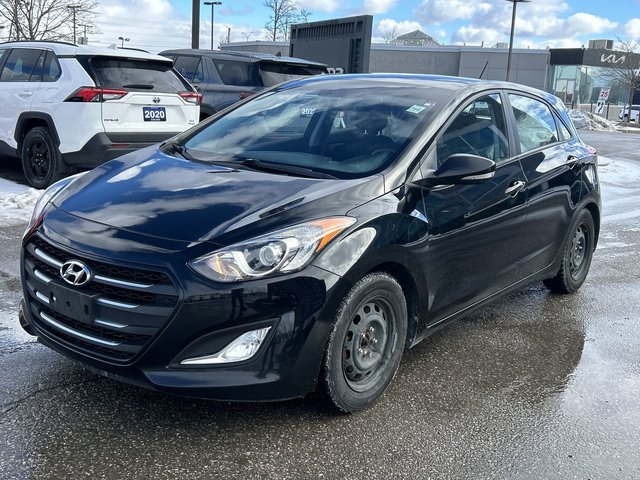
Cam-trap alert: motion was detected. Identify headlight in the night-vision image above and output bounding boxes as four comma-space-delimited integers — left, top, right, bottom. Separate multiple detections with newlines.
189, 217, 356, 282
24, 172, 88, 236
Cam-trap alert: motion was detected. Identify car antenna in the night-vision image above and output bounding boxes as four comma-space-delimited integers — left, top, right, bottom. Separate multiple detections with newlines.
478, 60, 489, 79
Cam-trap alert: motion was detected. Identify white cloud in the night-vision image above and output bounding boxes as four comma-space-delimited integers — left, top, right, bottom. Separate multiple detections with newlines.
363, 0, 397, 15
440, 0, 617, 48
295, 0, 341, 13
91, 0, 263, 52
451, 26, 502, 46
625, 18, 640, 42
414, 0, 491, 24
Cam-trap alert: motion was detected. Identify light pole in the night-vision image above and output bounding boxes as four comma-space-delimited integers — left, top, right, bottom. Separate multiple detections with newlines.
118, 36, 130, 48
505, 0, 530, 82
78, 24, 89, 44
204, 1, 222, 50
67, 5, 81, 44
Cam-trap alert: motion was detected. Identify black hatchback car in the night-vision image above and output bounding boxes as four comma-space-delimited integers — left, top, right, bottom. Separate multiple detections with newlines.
159, 49, 327, 120
19, 74, 600, 412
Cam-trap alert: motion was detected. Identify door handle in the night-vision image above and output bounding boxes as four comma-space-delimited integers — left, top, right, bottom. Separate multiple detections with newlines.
505, 180, 526, 197
18, 91, 33, 98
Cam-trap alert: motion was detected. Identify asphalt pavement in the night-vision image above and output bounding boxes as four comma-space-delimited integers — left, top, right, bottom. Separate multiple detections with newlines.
1, 130, 639, 479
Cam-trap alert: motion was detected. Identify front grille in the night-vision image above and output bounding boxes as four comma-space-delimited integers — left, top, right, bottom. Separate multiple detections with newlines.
23, 234, 180, 363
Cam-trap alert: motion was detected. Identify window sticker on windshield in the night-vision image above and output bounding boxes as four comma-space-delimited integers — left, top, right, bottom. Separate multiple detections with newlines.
406, 105, 426, 114
333, 111, 346, 128
300, 107, 317, 117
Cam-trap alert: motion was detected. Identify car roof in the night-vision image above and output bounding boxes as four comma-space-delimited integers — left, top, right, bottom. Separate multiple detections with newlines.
159, 48, 326, 67
278, 73, 563, 108
0, 41, 172, 63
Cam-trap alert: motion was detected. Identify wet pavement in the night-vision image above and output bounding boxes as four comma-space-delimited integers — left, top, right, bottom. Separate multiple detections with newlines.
1, 130, 639, 479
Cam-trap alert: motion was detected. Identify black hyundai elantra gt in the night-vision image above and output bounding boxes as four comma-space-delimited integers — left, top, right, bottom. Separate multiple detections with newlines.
19, 74, 600, 412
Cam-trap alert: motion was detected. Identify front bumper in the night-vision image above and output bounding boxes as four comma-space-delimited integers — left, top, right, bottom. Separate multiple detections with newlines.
20, 209, 343, 401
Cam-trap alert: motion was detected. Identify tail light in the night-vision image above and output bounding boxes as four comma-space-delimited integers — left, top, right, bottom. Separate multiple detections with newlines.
65, 87, 128, 102
179, 92, 202, 105
239, 91, 253, 100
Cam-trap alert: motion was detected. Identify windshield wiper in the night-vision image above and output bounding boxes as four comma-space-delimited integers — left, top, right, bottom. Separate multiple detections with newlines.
162, 141, 194, 160
239, 158, 337, 179
123, 83, 155, 90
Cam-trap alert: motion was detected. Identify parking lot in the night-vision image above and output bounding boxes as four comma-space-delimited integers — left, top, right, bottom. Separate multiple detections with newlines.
0, 129, 639, 479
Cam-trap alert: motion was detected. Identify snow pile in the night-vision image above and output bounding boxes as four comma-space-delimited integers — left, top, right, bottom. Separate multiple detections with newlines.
0, 178, 40, 226
569, 109, 618, 131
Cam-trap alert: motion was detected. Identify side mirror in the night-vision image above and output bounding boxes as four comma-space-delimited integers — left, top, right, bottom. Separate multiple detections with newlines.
415, 154, 496, 187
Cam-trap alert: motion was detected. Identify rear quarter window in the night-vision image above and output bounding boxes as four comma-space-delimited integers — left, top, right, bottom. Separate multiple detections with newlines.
259, 62, 326, 87
89, 57, 191, 93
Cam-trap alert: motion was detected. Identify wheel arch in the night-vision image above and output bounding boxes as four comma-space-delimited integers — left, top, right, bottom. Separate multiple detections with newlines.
15, 112, 61, 150
583, 201, 600, 248
363, 261, 421, 349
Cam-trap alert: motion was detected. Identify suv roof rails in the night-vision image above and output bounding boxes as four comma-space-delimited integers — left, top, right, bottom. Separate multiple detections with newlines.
2, 39, 79, 47
117, 47, 150, 53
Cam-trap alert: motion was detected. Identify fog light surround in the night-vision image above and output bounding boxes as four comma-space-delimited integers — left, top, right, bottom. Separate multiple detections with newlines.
180, 327, 272, 365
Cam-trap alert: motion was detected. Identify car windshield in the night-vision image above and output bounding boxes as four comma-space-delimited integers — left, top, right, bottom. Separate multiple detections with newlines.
89, 57, 191, 93
182, 78, 449, 179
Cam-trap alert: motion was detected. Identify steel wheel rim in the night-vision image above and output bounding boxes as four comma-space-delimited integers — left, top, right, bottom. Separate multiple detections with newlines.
342, 297, 396, 392
27, 139, 51, 181
569, 224, 588, 280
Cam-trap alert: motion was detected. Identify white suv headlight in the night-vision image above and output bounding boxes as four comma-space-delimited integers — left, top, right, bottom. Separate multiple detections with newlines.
189, 217, 356, 282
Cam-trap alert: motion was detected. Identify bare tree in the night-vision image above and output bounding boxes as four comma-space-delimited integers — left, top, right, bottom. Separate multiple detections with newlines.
600, 39, 640, 124
263, 0, 312, 41
298, 8, 312, 23
381, 26, 398, 44
0, 0, 97, 42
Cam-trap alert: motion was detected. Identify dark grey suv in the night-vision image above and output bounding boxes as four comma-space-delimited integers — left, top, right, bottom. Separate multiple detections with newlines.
159, 49, 327, 120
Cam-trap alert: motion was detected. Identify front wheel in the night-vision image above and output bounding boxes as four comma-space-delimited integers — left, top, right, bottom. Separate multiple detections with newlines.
544, 209, 595, 294
320, 272, 407, 412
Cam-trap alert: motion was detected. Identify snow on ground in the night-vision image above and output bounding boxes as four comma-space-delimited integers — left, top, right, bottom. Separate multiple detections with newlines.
597, 155, 640, 185
0, 178, 40, 227
569, 109, 618, 131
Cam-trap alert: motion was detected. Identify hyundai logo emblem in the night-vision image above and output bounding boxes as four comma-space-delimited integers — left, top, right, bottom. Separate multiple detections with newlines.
60, 260, 92, 287
153, 97, 161, 104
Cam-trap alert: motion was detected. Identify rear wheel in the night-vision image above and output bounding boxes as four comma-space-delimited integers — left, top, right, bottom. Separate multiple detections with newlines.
320, 273, 407, 412
20, 126, 69, 189
544, 209, 595, 294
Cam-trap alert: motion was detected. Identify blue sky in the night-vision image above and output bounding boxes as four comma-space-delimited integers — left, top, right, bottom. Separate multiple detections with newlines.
93, 0, 640, 52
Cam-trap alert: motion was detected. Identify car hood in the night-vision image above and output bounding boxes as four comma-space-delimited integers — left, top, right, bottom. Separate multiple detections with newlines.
53, 148, 382, 245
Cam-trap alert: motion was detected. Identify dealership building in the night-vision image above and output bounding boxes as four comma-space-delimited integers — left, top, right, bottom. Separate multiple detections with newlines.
221, 16, 639, 107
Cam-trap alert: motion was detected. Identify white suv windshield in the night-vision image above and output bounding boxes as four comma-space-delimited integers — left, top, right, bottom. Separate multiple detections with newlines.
88, 57, 190, 93
183, 79, 448, 179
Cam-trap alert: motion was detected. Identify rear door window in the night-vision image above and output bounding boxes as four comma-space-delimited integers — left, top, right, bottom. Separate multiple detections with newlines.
213, 60, 257, 86
174, 55, 205, 83
88, 57, 191, 93
0, 49, 44, 82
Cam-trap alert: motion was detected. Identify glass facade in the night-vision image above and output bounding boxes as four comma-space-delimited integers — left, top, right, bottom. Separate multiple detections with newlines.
548, 64, 630, 105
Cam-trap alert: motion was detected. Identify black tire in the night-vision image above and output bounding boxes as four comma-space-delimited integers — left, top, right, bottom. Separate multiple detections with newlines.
320, 272, 408, 413
544, 209, 595, 294
20, 126, 68, 189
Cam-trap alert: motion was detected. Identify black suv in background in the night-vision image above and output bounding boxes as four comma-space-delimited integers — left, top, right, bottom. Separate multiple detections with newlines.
159, 49, 327, 120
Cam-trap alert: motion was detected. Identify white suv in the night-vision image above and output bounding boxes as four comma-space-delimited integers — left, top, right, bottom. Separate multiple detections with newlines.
0, 41, 200, 188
